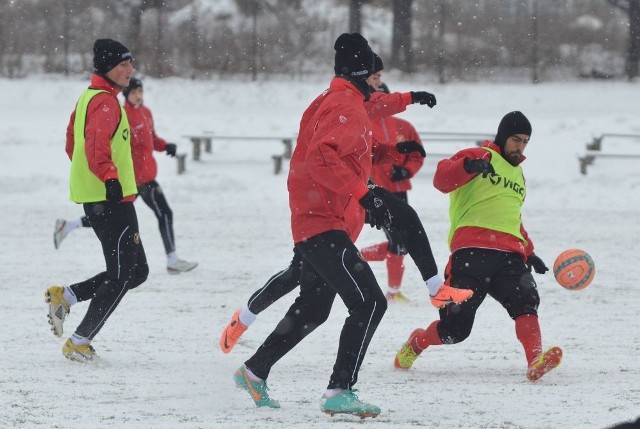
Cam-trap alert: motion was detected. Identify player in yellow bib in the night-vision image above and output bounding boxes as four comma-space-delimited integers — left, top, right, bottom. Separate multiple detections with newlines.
394, 111, 563, 382
45, 39, 149, 363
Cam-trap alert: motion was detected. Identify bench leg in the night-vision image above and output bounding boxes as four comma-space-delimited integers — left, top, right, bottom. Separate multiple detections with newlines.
191, 138, 201, 161
177, 154, 187, 175
579, 155, 595, 175
204, 138, 212, 153
282, 138, 293, 159
272, 155, 283, 175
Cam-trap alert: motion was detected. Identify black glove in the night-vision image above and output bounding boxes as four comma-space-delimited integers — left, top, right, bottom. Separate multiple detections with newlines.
359, 190, 392, 230
463, 158, 495, 178
410, 91, 437, 108
391, 166, 411, 182
396, 140, 426, 157
526, 253, 549, 274
165, 143, 177, 157
105, 179, 123, 203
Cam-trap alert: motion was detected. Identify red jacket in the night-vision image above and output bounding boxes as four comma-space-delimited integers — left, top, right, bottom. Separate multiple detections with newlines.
288, 78, 403, 245
433, 140, 534, 259
371, 116, 424, 192
65, 74, 135, 202
124, 102, 167, 186
365, 90, 413, 120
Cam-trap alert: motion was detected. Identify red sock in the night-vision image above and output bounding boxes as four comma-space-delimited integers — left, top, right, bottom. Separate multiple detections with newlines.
386, 253, 405, 288
360, 242, 388, 261
515, 314, 543, 365
413, 321, 443, 352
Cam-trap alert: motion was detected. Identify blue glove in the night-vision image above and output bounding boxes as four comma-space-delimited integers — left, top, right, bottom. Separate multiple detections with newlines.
165, 143, 177, 157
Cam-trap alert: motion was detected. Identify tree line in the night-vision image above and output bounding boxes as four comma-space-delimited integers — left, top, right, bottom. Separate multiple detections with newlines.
1, 0, 638, 82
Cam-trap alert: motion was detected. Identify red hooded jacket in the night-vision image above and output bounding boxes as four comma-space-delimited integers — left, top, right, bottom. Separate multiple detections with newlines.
124, 102, 167, 186
288, 78, 403, 245
433, 140, 534, 259
65, 74, 135, 202
371, 116, 424, 192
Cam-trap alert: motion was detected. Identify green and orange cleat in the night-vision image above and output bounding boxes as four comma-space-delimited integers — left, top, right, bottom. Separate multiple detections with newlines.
320, 389, 380, 419
233, 366, 280, 408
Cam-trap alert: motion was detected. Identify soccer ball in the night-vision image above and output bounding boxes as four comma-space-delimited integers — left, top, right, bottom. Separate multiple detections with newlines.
553, 249, 595, 291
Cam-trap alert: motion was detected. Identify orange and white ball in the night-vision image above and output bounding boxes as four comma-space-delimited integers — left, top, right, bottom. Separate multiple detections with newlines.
553, 249, 595, 291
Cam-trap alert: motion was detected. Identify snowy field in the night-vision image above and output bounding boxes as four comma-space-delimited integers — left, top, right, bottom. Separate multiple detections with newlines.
1, 74, 639, 429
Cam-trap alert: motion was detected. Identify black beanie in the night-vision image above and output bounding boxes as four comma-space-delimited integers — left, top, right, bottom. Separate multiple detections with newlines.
494, 111, 532, 148
93, 39, 133, 75
333, 33, 374, 79
373, 53, 384, 73
123, 77, 143, 99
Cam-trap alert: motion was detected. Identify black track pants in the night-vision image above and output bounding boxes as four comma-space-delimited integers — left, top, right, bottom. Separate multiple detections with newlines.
245, 230, 387, 390
137, 180, 175, 254
246, 248, 303, 314
382, 191, 408, 255
371, 187, 438, 280
70, 202, 148, 340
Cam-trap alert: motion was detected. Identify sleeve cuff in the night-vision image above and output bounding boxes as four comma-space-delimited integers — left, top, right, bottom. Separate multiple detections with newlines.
352, 184, 369, 201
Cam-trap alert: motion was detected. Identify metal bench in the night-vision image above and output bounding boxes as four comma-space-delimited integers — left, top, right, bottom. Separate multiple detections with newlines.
585, 133, 640, 151
417, 131, 494, 158
579, 134, 640, 174
182, 135, 213, 161
579, 151, 640, 175
201, 134, 296, 174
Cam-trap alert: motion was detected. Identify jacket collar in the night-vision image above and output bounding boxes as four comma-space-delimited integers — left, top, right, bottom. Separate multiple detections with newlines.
329, 77, 366, 101
89, 73, 121, 97
482, 140, 526, 164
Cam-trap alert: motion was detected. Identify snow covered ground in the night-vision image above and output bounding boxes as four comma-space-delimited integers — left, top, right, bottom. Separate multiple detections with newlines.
1, 74, 639, 429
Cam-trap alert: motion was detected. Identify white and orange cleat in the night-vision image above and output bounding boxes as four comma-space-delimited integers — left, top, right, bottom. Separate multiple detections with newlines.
220, 310, 248, 354
430, 285, 474, 308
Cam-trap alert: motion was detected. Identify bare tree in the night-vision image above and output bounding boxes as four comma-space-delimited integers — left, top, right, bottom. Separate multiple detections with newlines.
391, 0, 413, 72
435, 0, 447, 83
608, 0, 640, 79
349, 0, 364, 33
236, 0, 264, 80
127, 2, 145, 61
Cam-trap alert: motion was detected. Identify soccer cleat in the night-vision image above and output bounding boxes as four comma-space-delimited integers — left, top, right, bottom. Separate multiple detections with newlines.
62, 339, 97, 363
45, 286, 70, 337
385, 291, 410, 303
320, 389, 381, 418
394, 329, 423, 369
233, 366, 280, 408
167, 259, 198, 274
526, 346, 563, 381
53, 219, 68, 249
430, 284, 474, 308
220, 310, 248, 354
